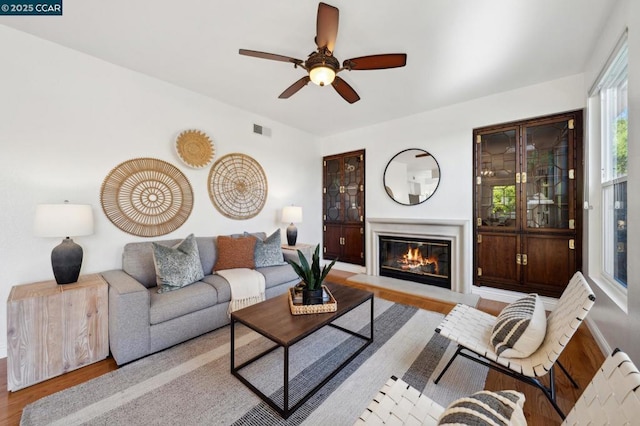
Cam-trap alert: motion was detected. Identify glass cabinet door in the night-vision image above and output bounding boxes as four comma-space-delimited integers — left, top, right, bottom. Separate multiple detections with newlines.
323, 157, 343, 222
476, 128, 518, 229
523, 120, 573, 230
343, 152, 364, 223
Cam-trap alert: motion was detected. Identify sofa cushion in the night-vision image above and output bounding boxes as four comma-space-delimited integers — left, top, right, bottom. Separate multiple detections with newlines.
257, 264, 299, 289
149, 281, 218, 325
213, 235, 256, 271
122, 236, 215, 289
246, 230, 287, 268
491, 293, 547, 358
152, 234, 205, 293
200, 274, 232, 303
437, 390, 526, 426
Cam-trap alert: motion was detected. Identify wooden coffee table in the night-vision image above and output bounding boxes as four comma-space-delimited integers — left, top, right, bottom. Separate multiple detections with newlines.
230, 282, 374, 418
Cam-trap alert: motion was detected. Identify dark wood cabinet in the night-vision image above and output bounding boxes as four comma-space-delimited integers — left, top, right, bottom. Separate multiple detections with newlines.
473, 111, 583, 297
323, 150, 365, 265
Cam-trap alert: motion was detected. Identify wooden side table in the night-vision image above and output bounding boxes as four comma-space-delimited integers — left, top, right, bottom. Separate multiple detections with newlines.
6, 274, 109, 391
281, 243, 315, 263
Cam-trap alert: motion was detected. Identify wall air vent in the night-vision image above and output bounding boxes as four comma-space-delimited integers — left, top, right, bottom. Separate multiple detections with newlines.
253, 124, 271, 137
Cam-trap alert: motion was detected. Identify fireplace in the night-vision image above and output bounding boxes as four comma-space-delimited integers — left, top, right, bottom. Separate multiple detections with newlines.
366, 218, 471, 294
379, 236, 451, 288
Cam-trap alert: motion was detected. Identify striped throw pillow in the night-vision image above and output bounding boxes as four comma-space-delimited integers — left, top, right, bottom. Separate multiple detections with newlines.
491, 293, 547, 358
438, 390, 527, 426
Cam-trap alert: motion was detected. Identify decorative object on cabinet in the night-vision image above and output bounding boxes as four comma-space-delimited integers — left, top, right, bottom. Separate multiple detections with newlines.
101, 157, 194, 237
323, 149, 365, 266
33, 201, 94, 284
281, 205, 303, 246
473, 110, 583, 297
7, 274, 108, 391
208, 153, 267, 220
383, 148, 441, 205
175, 129, 215, 168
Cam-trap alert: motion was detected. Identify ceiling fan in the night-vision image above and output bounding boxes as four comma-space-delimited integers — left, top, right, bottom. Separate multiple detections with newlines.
239, 2, 407, 104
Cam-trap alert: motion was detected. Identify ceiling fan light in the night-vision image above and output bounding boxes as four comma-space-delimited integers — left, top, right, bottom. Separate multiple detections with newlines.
309, 65, 336, 86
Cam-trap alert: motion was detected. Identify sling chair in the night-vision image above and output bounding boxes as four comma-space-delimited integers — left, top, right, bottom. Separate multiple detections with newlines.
433, 271, 595, 420
356, 348, 639, 425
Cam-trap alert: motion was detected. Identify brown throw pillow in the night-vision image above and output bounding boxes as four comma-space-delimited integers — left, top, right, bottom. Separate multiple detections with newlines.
213, 235, 256, 272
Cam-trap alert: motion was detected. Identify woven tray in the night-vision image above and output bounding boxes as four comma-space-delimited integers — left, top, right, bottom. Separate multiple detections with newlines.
288, 285, 337, 315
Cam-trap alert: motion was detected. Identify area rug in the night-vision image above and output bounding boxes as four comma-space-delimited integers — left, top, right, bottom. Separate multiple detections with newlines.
21, 299, 488, 425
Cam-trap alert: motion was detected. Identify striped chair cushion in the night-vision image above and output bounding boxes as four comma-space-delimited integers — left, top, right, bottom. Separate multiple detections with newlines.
491, 293, 547, 358
438, 390, 527, 426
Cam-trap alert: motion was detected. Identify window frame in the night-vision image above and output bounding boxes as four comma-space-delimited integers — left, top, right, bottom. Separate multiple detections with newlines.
586, 29, 628, 311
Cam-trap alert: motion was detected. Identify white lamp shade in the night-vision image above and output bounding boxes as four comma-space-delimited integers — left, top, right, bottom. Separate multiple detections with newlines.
34, 204, 94, 238
282, 206, 303, 224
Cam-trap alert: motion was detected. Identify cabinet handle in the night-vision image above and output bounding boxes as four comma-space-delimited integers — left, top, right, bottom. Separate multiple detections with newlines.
522, 254, 527, 265
516, 254, 521, 265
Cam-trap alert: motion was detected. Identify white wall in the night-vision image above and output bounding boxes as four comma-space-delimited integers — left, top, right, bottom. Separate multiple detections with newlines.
582, 0, 640, 363
0, 26, 322, 358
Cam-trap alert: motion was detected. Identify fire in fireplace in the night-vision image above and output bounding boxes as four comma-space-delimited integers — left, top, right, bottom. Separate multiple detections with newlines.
379, 236, 451, 289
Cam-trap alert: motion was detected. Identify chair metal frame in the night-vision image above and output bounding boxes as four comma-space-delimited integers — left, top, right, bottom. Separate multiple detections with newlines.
433, 271, 595, 420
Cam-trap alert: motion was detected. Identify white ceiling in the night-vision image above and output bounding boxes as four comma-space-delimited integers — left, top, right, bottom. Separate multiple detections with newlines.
1, 0, 614, 136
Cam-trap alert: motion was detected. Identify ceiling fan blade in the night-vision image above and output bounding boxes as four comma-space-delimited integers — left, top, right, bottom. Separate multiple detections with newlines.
278, 76, 311, 99
239, 49, 303, 65
343, 53, 407, 70
332, 76, 360, 104
316, 2, 339, 53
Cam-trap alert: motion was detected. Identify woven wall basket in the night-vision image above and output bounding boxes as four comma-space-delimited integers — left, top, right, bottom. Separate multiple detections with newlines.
101, 158, 194, 237
208, 153, 268, 220
175, 129, 215, 168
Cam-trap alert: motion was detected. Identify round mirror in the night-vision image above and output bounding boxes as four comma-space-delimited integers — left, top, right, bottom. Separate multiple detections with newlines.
383, 148, 441, 205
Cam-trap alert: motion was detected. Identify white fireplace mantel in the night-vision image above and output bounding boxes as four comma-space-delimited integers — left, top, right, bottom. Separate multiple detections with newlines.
366, 218, 471, 294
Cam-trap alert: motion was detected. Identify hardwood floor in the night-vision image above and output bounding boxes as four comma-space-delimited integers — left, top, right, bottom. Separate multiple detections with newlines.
0, 270, 603, 426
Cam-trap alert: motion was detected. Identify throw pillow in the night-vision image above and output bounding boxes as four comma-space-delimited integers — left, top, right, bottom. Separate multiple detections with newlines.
213, 235, 256, 272
152, 234, 205, 294
245, 230, 286, 268
491, 293, 547, 358
438, 390, 526, 426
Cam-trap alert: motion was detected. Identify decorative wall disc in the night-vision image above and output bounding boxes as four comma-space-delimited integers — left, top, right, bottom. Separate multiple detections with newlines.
101, 158, 194, 237
208, 153, 268, 220
175, 129, 215, 168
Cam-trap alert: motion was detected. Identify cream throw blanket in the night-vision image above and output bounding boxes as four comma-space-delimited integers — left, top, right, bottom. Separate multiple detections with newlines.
216, 268, 266, 316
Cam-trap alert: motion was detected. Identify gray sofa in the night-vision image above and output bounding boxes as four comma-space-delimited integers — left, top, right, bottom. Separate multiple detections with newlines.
101, 234, 300, 365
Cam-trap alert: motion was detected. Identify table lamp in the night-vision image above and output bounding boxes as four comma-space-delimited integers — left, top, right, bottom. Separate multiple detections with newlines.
281, 206, 303, 246
34, 202, 94, 284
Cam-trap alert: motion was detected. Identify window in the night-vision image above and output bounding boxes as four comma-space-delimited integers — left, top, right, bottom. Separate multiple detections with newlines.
590, 32, 628, 291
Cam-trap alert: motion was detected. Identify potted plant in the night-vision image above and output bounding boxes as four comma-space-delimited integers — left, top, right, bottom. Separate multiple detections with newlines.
287, 244, 337, 305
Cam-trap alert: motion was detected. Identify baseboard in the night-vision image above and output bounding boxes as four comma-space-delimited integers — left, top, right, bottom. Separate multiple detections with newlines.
0, 343, 6, 359
471, 285, 559, 311
584, 316, 611, 357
